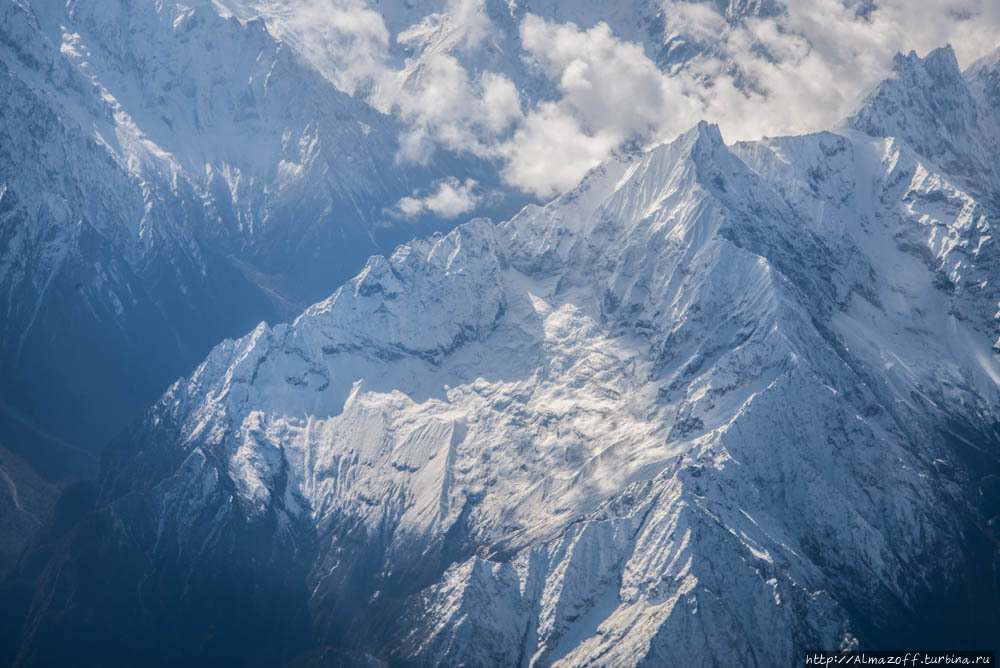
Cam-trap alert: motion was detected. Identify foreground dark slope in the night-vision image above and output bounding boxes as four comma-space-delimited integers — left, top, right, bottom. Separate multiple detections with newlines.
3, 46, 1000, 667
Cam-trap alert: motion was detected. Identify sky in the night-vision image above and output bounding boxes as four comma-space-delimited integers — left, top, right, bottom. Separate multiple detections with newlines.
227, 0, 1000, 205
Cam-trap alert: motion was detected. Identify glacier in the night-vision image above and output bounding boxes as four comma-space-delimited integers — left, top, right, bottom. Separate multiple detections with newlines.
2, 43, 998, 666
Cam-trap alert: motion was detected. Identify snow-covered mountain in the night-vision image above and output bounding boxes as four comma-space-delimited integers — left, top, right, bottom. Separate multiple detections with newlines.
5, 45, 998, 667
847, 46, 1000, 210
0, 0, 526, 479
0, 0, 543, 577
0, 0, 841, 570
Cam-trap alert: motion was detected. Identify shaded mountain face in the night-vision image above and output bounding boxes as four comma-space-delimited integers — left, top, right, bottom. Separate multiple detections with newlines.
5, 46, 998, 667
0, 0, 526, 477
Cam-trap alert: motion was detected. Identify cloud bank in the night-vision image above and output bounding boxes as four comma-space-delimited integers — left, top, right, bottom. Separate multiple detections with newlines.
241, 0, 1000, 200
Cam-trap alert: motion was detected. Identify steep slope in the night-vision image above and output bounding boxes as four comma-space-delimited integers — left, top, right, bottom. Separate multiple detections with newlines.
0, 0, 271, 471
965, 46, 1000, 146
30, 0, 476, 296
846, 45, 1000, 209
0, 0, 532, 574
16, 0, 494, 306
6, 49, 1000, 666
0, 0, 524, 467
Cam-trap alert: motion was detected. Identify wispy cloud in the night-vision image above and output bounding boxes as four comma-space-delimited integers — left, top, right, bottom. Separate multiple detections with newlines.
228, 0, 390, 95
394, 177, 481, 219
390, 54, 523, 164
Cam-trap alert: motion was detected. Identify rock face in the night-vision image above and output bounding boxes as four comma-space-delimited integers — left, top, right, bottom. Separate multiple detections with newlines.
4, 46, 999, 667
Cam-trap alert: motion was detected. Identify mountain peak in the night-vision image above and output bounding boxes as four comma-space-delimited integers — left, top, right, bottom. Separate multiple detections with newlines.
853, 44, 967, 134
690, 120, 727, 158
891, 44, 961, 81
694, 119, 725, 143
844, 42, 1000, 197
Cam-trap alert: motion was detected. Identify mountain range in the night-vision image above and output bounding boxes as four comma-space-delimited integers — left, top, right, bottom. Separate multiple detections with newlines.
0, 0, 812, 576
1, 22, 997, 664
0, 0, 1000, 667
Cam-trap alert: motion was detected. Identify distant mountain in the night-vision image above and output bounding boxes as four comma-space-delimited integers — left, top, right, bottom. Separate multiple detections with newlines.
0, 0, 524, 474
5, 45, 997, 667
846, 46, 1000, 209
0, 0, 537, 576
239, 0, 781, 91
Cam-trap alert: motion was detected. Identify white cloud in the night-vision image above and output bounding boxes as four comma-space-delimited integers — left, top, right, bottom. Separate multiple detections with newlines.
391, 54, 523, 164
500, 2, 1000, 196
500, 103, 619, 198
244, 0, 1000, 200
442, 0, 492, 51
502, 15, 703, 197
236, 0, 391, 95
394, 177, 481, 219
520, 16, 699, 140
379, 0, 522, 164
